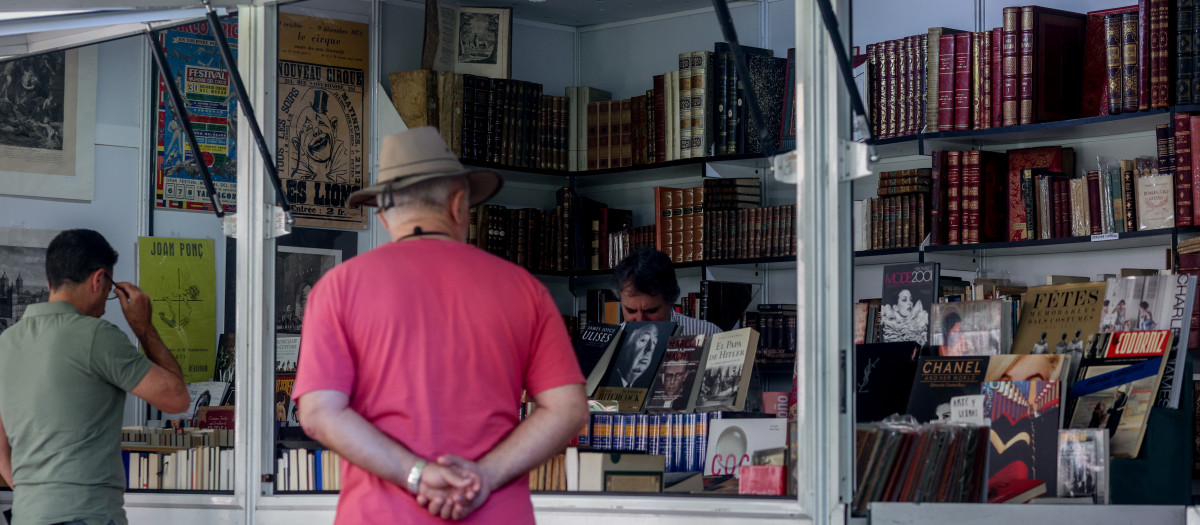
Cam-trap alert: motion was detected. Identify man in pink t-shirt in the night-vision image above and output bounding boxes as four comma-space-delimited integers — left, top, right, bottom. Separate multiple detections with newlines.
294, 127, 588, 523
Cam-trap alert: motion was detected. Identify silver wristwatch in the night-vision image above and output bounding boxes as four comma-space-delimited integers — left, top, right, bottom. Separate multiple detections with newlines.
406, 459, 427, 494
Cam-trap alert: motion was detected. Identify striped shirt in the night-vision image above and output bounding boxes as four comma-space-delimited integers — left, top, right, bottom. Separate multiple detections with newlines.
672, 309, 723, 336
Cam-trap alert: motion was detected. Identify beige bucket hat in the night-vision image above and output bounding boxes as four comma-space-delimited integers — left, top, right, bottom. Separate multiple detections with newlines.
347, 126, 503, 208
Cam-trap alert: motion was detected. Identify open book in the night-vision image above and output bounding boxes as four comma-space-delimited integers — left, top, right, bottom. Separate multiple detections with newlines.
421, 1, 512, 79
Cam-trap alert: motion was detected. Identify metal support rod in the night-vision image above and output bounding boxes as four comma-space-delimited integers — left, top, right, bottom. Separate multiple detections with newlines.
203, 1, 293, 220
144, 27, 224, 217
710, 0, 776, 158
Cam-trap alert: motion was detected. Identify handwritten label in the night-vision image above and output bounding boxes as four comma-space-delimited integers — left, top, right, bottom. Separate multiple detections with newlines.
949, 395, 986, 425
1091, 233, 1119, 242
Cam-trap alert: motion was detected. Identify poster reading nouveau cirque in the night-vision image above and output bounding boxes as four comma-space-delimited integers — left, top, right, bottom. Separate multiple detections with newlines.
276, 13, 369, 230
0, 47, 96, 201
154, 17, 239, 213
139, 236, 217, 383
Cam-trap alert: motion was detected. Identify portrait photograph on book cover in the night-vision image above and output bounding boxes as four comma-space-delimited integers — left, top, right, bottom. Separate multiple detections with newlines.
930, 300, 1006, 356
605, 321, 673, 390
0, 227, 57, 335
880, 263, 938, 346
275, 246, 341, 335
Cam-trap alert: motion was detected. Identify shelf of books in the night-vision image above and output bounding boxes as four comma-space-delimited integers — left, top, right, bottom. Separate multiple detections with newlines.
850, 0, 1200, 519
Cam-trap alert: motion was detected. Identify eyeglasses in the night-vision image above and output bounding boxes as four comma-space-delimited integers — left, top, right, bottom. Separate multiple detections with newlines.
103, 273, 118, 301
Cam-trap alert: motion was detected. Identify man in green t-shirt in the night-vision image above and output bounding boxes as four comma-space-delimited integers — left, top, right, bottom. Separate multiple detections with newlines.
0, 229, 190, 525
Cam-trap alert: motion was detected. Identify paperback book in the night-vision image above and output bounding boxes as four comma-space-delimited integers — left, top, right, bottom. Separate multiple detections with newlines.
1101, 274, 1197, 408
906, 356, 988, 423
594, 321, 675, 411
1057, 428, 1110, 503
695, 327, 761, 412
575, 321, 622, 395
1011, 282, 1106, 355
645, 334, 710, 413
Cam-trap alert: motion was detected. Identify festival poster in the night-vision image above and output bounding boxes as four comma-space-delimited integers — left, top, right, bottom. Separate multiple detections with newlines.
138, 237, 217, 383
276, 12, 369, 230
154, 17, 239, 213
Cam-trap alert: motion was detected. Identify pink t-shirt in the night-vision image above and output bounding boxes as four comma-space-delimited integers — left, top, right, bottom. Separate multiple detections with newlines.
293, 239, 584, 524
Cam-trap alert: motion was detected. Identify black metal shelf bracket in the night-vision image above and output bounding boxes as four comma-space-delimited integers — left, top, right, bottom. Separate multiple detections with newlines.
144, 26, 225, 218
202, 1, 293, 224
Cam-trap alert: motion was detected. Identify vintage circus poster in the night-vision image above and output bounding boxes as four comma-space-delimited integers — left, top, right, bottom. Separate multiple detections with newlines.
276, 12, 369, 230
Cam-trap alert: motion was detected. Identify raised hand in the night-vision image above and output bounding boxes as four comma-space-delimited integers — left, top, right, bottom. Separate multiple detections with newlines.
112, 282, 154, 335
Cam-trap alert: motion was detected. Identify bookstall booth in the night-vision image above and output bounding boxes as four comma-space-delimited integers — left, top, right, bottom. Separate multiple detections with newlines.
0, 0, 847, 524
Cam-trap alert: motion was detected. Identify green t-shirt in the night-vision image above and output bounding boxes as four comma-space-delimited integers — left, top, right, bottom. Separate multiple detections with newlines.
0, 301, 152, 525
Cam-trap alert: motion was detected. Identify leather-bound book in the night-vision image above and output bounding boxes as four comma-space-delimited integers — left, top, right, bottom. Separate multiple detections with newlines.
1151, 0, 1170, 108
461, 74, 477, 161
1175, 113, 1195, 226
1002, 7, 1021, 126
678, 52, 692, 160
620, 98, 633, 168
1177, 0, 1195, 105
1020, 6, 1086, 125
928, 28, 966, 132
742, 47, 786, 154
900, 35, 912, 136
389, 69, 438, 129
1139, 0, 1151, 110
938, 34, 957, 131
930, 150, 948, 246
885, 39, 898, 138
653, 74, 666, 163
979, 31, 993, 129
1121, 159, 1138, 232
1083, 6, 1138, 117
1086, 170, 1104, 234
1122, 12, 1140, 112
1006, 146, 1072, 241
1104, 14, 1125, 114
632, 95, 647, 166
690, 50, 712, 158
954, 32, 971, 130
1191, 115, 1200, 225
947, 150, 962, 244
992, 27, 1003, 128
971, 32, 983, 130
587, 101, 600, 170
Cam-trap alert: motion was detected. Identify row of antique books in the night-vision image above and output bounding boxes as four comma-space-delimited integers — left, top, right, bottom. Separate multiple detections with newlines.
654, 178, 762, 264
387, 44, 798, 173
921, 142, 1188, 247
743, 304, 799, 365
584, 44, 794, 171
123, 446, 234, 492
389, 70, 569, 171
854, 168, 932, 251
862, 2, 1181, 140
275, 448, 343, 492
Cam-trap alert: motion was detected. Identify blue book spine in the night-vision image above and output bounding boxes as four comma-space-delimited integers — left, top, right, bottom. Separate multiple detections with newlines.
647, 414, 660, 455
661, 415, 673, 471
636, 414, 649, 452
314, 449, 324, 491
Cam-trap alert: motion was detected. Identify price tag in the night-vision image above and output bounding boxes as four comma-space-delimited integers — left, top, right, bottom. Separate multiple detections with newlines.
1091, 233, 1119, 242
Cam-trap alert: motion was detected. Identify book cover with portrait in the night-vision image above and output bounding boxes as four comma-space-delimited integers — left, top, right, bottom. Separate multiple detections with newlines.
645, 334, 710, 413
930, 300, 1012, 356
880, 262, 940, 346
595, 321, 676, 411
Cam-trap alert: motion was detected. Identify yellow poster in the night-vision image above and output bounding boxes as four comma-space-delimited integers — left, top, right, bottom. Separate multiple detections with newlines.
138, 236, 217, 383
276, 12, 369, 230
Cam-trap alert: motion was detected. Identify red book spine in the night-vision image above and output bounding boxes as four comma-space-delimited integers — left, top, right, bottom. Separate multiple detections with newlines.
947, 151, 962, 244
1176, 112, 1195, 225
1057, 179, 1071, 238
954, 33, 972, 130
1152, 0, 1169, 108
1002, 7, 1021, 126
886, 39, 898, 138
1087, 170, 1103, 234
992, 27, 1003, 128
938, 34, 957, 131
1139, 0, 1151, 110
899, 36, 911, 137
867, 43, 879, 138
908, 35, 920, 136
1191, 115, 1200, 225
931, 150, 946, 245
964, 150, 981, 244
1020, 6, 1035, 125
